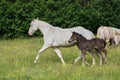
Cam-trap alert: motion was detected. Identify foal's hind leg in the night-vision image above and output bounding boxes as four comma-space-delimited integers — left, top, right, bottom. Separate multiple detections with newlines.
89, 50, 96, 65
34, 43, 50, 63
101, 48, 108, 63
95, 49, 103, 65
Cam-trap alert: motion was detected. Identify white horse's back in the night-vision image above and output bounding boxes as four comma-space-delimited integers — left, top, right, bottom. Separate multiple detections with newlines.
70, 26, 94, 39
49, 26, 95, 47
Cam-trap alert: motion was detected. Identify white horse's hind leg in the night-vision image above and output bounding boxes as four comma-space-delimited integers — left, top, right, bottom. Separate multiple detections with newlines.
54, 48, 65, 65
34, 44, 50, 63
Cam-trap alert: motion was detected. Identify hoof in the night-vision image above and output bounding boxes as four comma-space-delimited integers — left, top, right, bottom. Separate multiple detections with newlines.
62, 62, 65, 65
34, 60, 37, 64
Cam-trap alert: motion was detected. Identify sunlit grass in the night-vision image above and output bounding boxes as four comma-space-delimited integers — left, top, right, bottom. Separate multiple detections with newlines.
0, 37, 119, 80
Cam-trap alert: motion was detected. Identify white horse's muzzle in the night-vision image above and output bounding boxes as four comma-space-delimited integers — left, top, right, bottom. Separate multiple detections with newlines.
28, 32, 33, 36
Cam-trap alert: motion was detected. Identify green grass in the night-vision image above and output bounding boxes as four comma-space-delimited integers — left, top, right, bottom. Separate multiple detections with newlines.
0, 37, 120, 80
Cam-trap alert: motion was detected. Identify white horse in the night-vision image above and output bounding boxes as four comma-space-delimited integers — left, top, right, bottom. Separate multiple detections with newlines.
28, 18, 95, 64
114, 34, 120, 45
97, 26, 115, 42
97, 26, 120, 45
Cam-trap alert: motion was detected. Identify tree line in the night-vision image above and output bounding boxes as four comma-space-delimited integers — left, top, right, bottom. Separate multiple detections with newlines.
0, 0, 120, 39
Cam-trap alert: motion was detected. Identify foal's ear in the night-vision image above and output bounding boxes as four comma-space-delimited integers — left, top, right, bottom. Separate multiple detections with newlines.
72, 31, 76, 34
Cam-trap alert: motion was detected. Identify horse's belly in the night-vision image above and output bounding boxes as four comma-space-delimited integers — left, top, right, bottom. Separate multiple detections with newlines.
52, 40, 75, 47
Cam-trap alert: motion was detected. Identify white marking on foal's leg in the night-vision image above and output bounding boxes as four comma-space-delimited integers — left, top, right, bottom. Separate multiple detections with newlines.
54, 48, 65, 65
34, 44, 50, 63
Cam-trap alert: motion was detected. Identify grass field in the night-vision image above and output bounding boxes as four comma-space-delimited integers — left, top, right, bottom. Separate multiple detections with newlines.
0, 37, 120, 80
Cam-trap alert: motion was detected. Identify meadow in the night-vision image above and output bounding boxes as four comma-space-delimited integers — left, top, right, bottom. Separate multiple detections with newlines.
0, 37, 119, 80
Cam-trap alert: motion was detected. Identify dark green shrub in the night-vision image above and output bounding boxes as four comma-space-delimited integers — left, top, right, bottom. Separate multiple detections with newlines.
0, 0, 120, 39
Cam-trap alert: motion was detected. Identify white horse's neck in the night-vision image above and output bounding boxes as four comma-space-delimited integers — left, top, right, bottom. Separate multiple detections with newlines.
37, 20, 54, 35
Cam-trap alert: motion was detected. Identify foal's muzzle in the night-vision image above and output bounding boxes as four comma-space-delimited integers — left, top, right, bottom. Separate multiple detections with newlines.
68, 39, 73, 43
68, 39, 76, 43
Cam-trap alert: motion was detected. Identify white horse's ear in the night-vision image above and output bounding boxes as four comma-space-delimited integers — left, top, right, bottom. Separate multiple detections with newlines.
32, 18, 35, 22
36, 18, 39, 20
32, 18, 34, 20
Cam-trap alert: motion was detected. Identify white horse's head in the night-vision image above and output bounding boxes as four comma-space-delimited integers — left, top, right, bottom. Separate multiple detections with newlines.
28, 18, 39, 36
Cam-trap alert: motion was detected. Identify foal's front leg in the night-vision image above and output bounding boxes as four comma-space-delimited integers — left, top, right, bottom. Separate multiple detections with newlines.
96, 49, 102, 65
81, 51, 86, 66
74, 54, 82, 64
74, 51, 89, 65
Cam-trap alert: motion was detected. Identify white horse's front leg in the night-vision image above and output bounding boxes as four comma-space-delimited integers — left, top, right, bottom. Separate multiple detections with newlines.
54, 48, 65, 65
34, 44, 50, 63
74, 55, 81, 64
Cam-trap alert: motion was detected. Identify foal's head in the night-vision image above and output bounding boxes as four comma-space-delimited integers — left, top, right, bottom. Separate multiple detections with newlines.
68, 31, 80, 43
28, 18, 39, 36
68, 31, 87, 43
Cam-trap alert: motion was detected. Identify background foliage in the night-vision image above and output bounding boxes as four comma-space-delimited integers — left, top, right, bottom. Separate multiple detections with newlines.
0, 0, 120, 39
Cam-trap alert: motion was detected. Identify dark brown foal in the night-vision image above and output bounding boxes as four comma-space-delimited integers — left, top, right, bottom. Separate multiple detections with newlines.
69, 32, 107, 66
